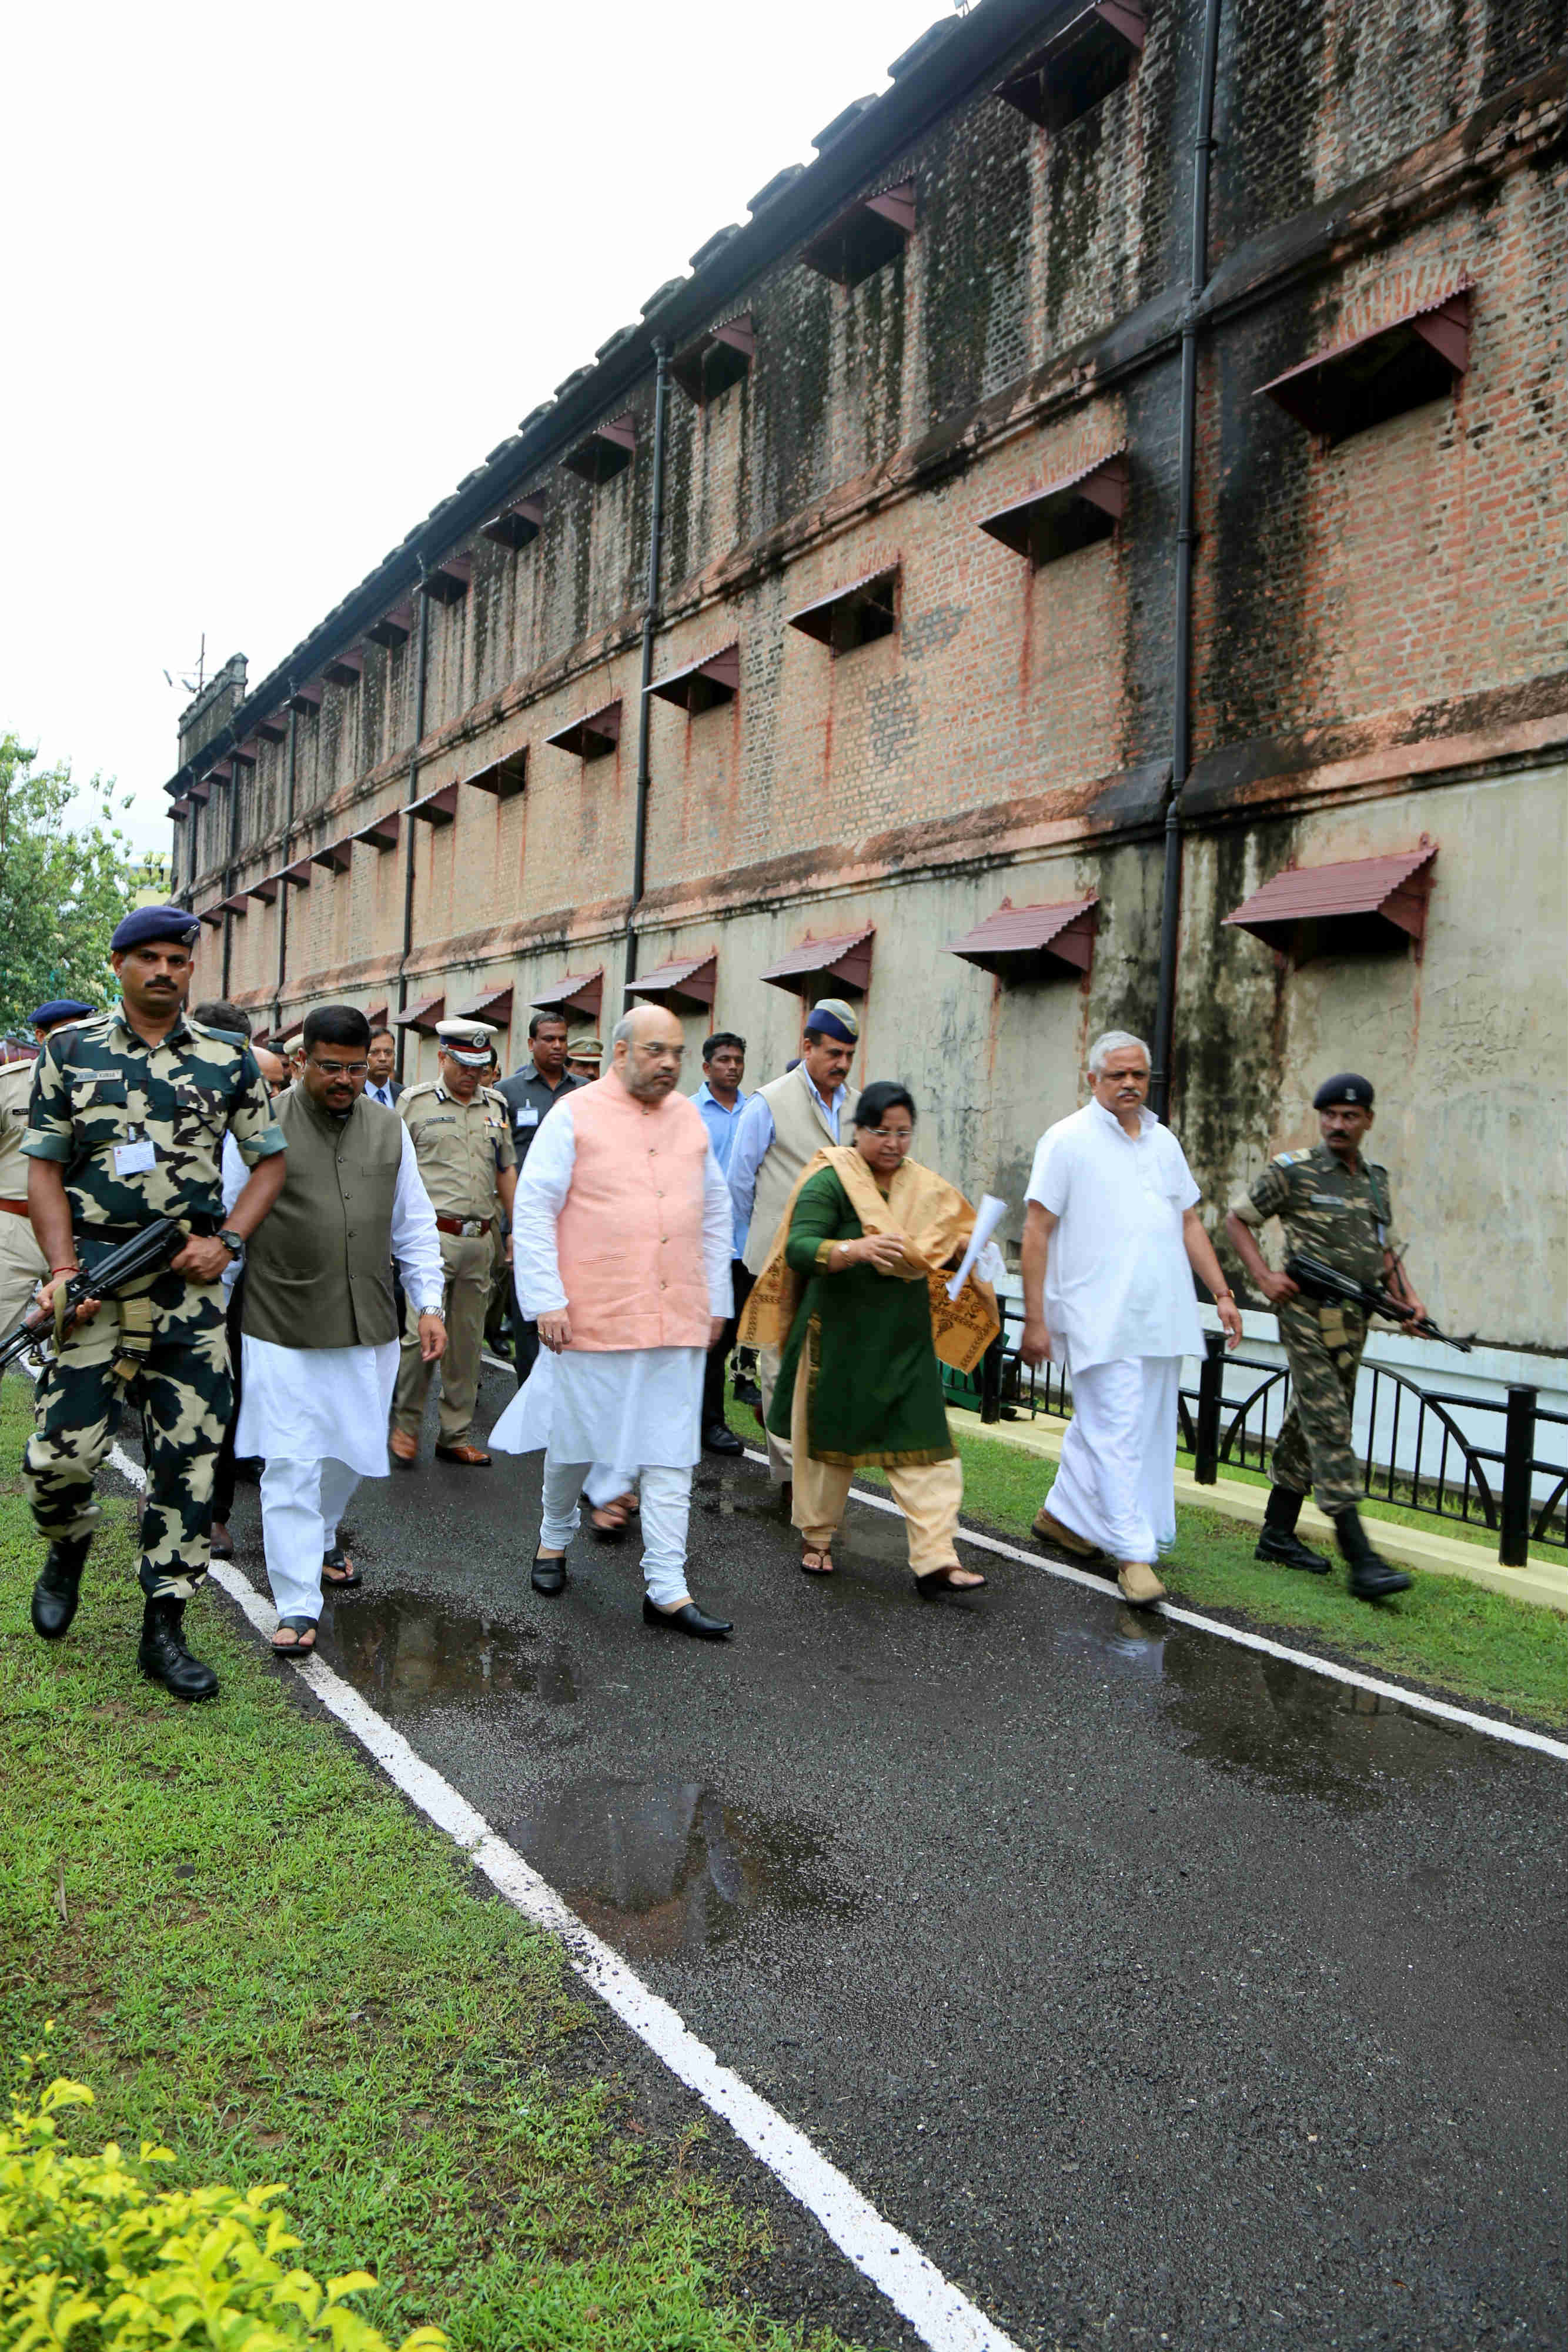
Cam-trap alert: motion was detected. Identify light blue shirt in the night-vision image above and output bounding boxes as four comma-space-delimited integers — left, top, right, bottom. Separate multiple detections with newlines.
693, 1080, 749, 1178
727, 1073, 849, 1259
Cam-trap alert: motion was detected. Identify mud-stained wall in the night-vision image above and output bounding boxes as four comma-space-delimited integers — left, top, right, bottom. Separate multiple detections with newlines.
183, 0, 1568, 1350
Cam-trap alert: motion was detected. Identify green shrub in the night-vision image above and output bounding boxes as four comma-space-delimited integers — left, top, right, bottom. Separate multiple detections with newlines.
0, 2046, 444, 2352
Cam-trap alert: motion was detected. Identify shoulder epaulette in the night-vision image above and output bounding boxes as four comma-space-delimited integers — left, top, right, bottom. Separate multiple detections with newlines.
187, 1018, 247, 1047
1271, 1149, 1309, 1166
400, 1081, 438, 1104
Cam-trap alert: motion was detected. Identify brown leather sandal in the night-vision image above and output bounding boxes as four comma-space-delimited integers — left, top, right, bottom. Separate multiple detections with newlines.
913, 1564, 987, 1597
800, 1546, 835, 1575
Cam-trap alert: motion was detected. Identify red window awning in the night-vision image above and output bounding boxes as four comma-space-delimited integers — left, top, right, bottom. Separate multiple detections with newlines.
311, 840, 353, 873
1256, 290, 1471, 444
168, 798, 190, 822
366, 1005, 389, 1032
246, 876, 280, 905
800, 182, 915, 289
786, 569, 898, 654
464, 751, 527, 800
280, 857, 313, 888
409, 783, 460, 827
419, 555, 472, 604
197, 906, 225, 928
395, 994, 446, 1033
624, 953, 718, 1011
547, 703, 621, 761
978, 453, 1127, 566
530, 970, 604, 1020
481, 496, 545, 550
457, 987, 514, 1026
323, 650, 364, 688
647, 645, 739, 712
287, 683, 323, 714
995, 4, 1145, 131
758, 927, 875, 998
563, 415, 636, 486
366, 606, 413, 649
1224, 847, 1437, 953
670, 316, 754, 405
353, 810, 401, 852
218, 895, 248, 918
945, 896, 1099, 980
255, 715, 289, 744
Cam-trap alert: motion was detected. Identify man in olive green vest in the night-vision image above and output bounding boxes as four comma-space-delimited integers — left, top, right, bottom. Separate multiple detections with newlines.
727, 1000, 861, 1488
236, 1005, 447, 1655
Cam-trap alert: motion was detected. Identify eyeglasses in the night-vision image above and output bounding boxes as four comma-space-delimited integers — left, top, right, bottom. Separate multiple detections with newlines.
865, 1126, 914, 1144
311, 1058, 369, 1078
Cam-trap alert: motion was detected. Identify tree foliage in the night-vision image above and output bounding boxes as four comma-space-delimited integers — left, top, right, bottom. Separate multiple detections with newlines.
0, 736, 133, 1033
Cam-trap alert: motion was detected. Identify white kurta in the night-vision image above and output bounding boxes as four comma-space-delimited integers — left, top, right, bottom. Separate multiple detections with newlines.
1025, 1099, 1203, 1372
233, 1124, 444, 1479
490, 1094, 733, 1471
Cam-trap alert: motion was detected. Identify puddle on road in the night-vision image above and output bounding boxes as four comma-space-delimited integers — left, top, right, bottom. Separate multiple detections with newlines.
1057, 1606, 1475, 1807
319, 1591, 578, 1708
500, 1778, 850, 1960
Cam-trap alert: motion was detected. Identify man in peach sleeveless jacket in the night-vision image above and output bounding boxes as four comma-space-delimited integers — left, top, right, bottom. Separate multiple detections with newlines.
493, 1003, 735, 1639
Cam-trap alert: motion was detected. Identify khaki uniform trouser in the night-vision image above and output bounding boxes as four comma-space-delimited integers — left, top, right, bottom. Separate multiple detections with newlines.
0, 1209, 47, 1343
787, 1347, 964, 1576
392, 1230, 492, 1442
758, 1343, 793, 1485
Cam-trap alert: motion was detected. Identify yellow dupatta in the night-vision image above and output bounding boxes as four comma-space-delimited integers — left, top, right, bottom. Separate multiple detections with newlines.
737, 1144, 1000, 1375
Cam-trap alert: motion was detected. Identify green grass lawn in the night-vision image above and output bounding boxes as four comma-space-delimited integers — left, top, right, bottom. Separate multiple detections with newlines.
0, 1375, 856, 2351
726, 1385, 1568, 1730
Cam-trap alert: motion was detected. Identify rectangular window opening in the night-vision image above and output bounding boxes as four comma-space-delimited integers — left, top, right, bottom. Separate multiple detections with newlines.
787, 568, 899, 655
1256, 293, 1472, 446
799, 183, 914, 290
671, 316, 754, 405
995, 4, 1144, 133
563, 415, 636, 486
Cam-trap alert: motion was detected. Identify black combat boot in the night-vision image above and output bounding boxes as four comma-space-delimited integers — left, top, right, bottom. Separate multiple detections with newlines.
1333, 1506, 1412, 1600
31, 1535, 92, 1639
137, 1598, 220, 1700
1255, 1485, 1330, 1574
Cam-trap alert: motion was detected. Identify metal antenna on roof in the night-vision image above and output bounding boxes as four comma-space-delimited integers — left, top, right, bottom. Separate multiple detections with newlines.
162, 632, 206, 696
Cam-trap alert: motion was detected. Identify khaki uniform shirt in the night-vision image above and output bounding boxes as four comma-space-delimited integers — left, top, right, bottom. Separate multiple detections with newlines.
1231, 1140, 1394, 1289
0, 1057, 38, 1205
399, 1081, 515, 1226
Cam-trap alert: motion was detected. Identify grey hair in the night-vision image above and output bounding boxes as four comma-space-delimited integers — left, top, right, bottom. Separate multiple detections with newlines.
1088, 1028, 1151, 1077
610, 1012, 637, 1048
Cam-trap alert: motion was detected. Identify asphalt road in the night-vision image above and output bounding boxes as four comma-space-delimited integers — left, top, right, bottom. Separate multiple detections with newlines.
215, 1365, 1566, 2352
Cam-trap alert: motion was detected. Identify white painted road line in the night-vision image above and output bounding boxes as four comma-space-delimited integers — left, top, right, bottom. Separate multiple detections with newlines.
102, 1432, 1022, 2352
739, 1447, 1568, 1767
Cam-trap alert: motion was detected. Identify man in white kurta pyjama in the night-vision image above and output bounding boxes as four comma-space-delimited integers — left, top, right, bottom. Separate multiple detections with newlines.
1021, 1031, 1241, 1606
490, 1005, 734, 1639
233, 1009, 446, 1651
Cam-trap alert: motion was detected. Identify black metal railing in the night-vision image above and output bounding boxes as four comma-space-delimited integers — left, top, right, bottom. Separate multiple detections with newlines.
942, 1307, 1567, 1568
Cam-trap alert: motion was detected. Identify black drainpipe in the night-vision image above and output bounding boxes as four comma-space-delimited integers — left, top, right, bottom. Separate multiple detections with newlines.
394, 580, 432, 1081
274, 701, 298, 1037
1151, 0, 1223, 1123
623, 337, 671, 993
221, 750, 242, 995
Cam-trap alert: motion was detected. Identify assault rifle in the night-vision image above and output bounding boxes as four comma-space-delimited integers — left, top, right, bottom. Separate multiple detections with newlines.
1284, 1251, 1473, 1353
0, 1218, 185, 1373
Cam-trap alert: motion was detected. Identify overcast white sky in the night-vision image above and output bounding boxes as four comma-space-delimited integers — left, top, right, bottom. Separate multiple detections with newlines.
2, 0, 954, 857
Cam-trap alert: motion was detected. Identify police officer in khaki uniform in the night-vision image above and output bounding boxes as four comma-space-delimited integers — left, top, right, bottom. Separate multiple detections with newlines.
390, 1018, 516, 1465
0, 1001, 96, 1341
1225, 1073, 1427, 1600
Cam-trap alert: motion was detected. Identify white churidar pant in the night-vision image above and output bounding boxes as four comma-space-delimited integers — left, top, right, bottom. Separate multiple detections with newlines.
540, 1460, 691, 1609
1048, 1354, 1182, 1563
259, 1455, 362, 1623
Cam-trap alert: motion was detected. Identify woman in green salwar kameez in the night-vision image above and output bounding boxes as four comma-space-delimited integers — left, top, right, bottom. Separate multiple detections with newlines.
761, 1083, 992, 1596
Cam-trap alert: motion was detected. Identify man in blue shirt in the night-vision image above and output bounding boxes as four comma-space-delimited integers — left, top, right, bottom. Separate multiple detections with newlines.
693, 1031, 748, 1453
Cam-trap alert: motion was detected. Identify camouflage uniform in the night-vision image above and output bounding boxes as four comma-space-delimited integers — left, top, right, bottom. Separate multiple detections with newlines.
392, 1081, 515, 1445
20, 1010, 284, 1598
1230, 1141, 1394, 1516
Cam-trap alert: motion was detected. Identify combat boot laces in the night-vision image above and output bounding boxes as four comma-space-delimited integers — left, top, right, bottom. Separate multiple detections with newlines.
138, 1598, 220, 1701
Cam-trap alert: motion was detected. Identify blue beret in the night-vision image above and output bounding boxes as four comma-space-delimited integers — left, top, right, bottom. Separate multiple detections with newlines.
804, 997, 860, 1044
111, 904, 202, 952
1313, 1072, 1375, 1111
29, 998, 95, 1029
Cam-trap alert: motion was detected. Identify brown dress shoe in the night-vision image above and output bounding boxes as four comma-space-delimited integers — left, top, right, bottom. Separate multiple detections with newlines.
388, 1428, 419, 1466
1117, 1560, 1166, 1607
435, 1441, 492, 1466
1032, 1505, 1099, 1558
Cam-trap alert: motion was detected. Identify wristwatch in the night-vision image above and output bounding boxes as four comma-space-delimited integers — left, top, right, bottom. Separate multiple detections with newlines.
218, 1230, 246, 1264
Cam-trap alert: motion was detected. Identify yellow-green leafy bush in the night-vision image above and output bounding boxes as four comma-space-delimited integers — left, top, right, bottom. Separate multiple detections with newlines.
0, 2051, 444, 2352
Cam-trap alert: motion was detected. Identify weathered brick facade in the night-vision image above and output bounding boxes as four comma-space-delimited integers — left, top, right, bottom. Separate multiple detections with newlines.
170, 0, 1568, 1349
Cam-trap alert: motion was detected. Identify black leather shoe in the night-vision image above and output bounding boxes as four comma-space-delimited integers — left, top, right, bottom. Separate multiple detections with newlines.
1255, 1526, 1332, 1574
642, 1596, 733, 1641
31, 1536, 91, 1640
732, 1374, 762, 1409
531, 1551, 567, 1596
702, 1421, 743, 1455
137, 1599, 220, 1700
1348, 1556, 1413, 1599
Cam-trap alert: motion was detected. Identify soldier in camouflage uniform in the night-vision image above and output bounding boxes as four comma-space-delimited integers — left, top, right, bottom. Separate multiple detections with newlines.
21, 907, 286, 1698
1225, 1073, 1428, 1601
